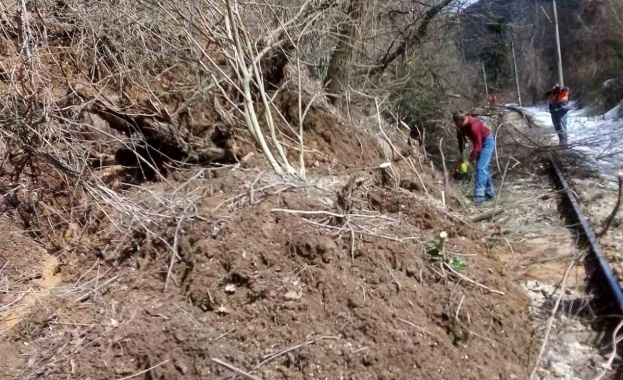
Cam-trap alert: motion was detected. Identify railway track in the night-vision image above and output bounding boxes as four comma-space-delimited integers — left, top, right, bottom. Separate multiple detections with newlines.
549, 154, 623, 314
505, 104, 623, 314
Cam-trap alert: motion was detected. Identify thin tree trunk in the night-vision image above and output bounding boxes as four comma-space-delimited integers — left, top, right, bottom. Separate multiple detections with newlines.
324, 0, 368, 105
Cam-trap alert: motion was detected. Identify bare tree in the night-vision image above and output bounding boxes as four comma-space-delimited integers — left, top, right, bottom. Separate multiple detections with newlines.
324, 0, 369, 104
368, 0, 455, 77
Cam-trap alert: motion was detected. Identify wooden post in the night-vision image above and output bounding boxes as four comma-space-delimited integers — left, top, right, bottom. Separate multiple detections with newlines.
552, 0, 564, 86
511, 37, 522, 106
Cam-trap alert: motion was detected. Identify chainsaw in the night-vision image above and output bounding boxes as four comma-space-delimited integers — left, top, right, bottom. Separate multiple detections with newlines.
453, 153, 470, 180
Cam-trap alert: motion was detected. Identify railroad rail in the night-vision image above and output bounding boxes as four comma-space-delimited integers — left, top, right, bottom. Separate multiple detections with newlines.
549, 154, 623, 313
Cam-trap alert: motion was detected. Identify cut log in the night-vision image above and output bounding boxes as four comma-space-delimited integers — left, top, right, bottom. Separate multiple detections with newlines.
470, 208, 505, 223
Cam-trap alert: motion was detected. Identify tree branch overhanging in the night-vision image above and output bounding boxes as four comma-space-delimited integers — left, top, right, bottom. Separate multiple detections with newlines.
369, 0, 454, 77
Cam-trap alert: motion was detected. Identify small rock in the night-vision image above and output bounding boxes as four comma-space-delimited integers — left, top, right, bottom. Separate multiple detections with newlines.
216, 305, 231, 315
27, 354, 37, 368
549, 360, 571, 377
284, 290, 302, 300
406, 266, 417, 277
561, 332, 577, 344
574, 331, 594, 344
175, 360, 188, 375
536, 367, 550, 377
362, 352, 376, 366
224, 284, 237, 293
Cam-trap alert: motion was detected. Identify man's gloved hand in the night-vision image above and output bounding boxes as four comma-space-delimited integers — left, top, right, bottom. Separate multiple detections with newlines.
458, 161, 470, 174
455, 161, 470, 174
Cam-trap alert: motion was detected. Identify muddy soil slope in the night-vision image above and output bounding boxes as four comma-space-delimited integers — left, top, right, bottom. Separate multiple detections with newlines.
0, 142, 536, 380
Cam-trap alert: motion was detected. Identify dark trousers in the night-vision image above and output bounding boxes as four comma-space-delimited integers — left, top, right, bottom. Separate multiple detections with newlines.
551, 112, 569, 146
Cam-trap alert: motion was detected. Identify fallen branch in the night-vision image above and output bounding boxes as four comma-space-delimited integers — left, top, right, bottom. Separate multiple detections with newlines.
349, 225, 357, 262
380, 162, 400, 188
375, 99, 429, 196
597, 171, 623, 237
493, 123, 504, 173
443, 263, 505, 295
271, 208, 396, 221
591, 319, 623, 380
439, 137, 448, 195
253, 336, 338, 370
164, 214, 186, 292
470, 208, 505, 223
211, 358, 260, 380
299, 217, 420, 243
396, 317, 440, 340
74, 275, 121, 303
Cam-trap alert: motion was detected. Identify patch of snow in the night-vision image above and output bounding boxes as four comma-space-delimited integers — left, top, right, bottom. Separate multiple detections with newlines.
604, 104, 622, 120
521, 103, 623, 182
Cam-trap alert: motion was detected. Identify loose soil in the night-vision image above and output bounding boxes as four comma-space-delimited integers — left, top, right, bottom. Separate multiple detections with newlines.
0, 103, 542, 380
1, 166, 534, 379
2, 103, 617, 380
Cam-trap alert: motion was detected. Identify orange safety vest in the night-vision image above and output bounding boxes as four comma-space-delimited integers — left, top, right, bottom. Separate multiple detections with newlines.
548, 89, 569, 104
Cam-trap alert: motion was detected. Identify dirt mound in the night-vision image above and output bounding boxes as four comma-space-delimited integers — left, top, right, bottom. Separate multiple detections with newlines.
0, 96, 535, 380
1, 164, 534, 379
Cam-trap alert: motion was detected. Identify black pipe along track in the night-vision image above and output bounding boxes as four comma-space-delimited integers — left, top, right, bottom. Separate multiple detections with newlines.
549, 154, 623, 314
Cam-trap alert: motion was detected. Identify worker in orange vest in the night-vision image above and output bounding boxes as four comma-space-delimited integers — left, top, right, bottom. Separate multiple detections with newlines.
487, 93, 498, 108
545, 84, 570, 147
